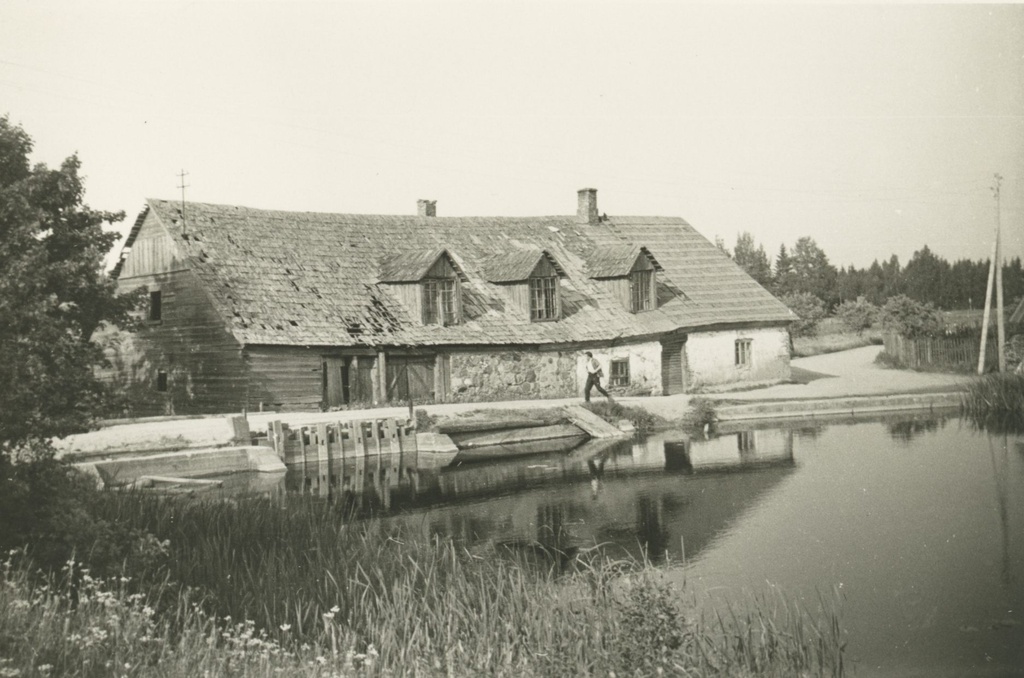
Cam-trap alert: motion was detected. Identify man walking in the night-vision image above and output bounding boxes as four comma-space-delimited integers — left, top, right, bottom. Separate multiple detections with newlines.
583, 351, 611, 402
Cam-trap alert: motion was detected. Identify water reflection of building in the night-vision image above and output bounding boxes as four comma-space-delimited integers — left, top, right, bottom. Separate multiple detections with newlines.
399, 429, 795, 564
271, 425, 795, 564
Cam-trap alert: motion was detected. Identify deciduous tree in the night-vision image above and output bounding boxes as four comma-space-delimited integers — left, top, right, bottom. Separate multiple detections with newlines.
0, 115, 142, 455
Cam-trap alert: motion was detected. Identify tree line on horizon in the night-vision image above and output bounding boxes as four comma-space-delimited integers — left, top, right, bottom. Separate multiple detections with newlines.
718, 232, 1024, 313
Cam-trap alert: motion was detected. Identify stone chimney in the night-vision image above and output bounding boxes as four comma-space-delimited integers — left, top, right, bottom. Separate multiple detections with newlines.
577, 188, 598, 224
417, 199, 437, 217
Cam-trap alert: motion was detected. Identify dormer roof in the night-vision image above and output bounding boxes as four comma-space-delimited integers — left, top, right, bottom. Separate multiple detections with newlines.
586, 244, 663, 279
379, 248, 468, 283
480, 248, 567, 283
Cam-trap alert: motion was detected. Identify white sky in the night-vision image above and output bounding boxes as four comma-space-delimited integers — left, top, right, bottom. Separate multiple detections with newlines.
1, 1, 1022, 269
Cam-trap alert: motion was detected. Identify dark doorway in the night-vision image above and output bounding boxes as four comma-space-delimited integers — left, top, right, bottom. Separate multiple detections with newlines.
323, 356, 375, 408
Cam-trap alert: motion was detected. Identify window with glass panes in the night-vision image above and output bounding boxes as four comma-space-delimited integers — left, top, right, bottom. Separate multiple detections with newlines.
735, 339, 752, 367
422, 279, 459, 326
609, 358, 630, 387
630, 270, 654, 312
529, 276, 559, 321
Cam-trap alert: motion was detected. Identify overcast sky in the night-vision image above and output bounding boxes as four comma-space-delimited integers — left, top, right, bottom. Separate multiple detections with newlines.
2, 1, 1022, 270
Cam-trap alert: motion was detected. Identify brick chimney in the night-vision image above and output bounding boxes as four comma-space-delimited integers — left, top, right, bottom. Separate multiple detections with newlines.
417, 199, 437, 217
577, 188, 598, 224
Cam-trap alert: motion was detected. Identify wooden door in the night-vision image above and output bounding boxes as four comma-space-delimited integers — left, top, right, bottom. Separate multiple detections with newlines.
660, 336, 688, 395
350, 357, 375, 405
386, 356, 435, 403
323, 357, 346, 407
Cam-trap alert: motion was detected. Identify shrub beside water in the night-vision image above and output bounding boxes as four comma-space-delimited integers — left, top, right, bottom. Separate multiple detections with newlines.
0, 491, 847, 677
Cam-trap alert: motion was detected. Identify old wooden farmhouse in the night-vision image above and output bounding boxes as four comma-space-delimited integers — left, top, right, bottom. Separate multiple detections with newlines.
105, 189, 795, 414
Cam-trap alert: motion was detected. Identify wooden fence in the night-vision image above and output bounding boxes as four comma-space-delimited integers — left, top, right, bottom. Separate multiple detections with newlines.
882, 332, 982, 371
254, 418, 418, 503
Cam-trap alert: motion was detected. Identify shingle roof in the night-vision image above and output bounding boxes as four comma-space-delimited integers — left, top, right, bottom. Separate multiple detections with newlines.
127, 199, 795, 347
586, 244, 663, 278
481, 248, 567, 283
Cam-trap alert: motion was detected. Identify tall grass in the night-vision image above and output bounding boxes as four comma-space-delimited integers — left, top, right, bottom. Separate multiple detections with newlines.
1, 491, 847, 677
961, 373, 1024, 432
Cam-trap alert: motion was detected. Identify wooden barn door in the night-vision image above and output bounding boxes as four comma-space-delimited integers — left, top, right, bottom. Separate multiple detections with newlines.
386, 356, 436, 403
660, 336, 688, 395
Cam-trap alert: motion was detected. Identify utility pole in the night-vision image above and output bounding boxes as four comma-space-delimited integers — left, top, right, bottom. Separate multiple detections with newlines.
978, 173, 1005, 375
177, 169, 189, 235
994, 174, 1006, 372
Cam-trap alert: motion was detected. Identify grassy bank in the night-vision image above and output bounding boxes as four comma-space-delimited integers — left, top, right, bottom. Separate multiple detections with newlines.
1, 489, 847, 677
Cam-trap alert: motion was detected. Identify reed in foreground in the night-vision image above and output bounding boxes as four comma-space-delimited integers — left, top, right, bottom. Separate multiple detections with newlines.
961, 373, 1024, 426
1, 491, 847, 677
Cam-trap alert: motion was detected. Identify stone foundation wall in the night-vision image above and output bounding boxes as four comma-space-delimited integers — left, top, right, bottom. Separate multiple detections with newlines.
448, 350, 577, 402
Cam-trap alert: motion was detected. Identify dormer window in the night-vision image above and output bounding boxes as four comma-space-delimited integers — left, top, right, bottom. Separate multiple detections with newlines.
529, 275, 559, 321
482, 248, 567, 323
379, 249, 467, 327
586, 244, 664, 314
630, 270, 655, 312
423, 278, 459, 326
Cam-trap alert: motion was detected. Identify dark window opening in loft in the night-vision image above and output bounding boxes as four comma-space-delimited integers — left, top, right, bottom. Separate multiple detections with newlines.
156, 370, 168, 392
610, 358, 630, 387
423, 279, 459, 326
737, 431, 755, 453
630, 270, 654, 312
529, 276, 559, 321
735, 339, 752, 367
149, 290, 162, 321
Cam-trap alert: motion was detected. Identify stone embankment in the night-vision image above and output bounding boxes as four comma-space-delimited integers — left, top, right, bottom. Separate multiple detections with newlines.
714, 391, 962, 422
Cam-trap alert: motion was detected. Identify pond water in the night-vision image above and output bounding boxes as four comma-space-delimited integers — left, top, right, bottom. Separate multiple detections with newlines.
260, 412, 1023, 676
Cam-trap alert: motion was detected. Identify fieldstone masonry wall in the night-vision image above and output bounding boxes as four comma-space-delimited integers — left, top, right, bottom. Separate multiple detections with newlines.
448, 350, 577, 402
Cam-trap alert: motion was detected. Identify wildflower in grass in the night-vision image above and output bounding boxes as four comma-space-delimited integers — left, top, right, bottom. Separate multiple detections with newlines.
279, 623, 291, 632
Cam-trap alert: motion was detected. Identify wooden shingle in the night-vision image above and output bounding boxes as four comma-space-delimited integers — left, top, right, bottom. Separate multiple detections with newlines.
126, 199, 795, 347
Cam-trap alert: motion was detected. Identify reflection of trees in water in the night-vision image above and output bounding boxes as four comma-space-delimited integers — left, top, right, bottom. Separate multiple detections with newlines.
880, 413, 950, 446
964, 414, 1024, 437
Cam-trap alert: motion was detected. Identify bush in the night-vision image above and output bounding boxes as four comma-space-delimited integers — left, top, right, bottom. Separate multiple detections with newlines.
782, 292, 827, 337
879, 295, 943, 339
835, 297, 878, 334
684, 397, 717, 430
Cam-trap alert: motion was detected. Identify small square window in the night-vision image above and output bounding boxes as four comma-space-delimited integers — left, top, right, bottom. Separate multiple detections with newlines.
149, 290, 162, 322
735, 339, 752, 367
156, 370, 168, 392
609, 358, 630, 387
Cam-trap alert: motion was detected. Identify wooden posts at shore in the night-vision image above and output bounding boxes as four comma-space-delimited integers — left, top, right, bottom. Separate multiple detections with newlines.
258, 417, 418, 499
